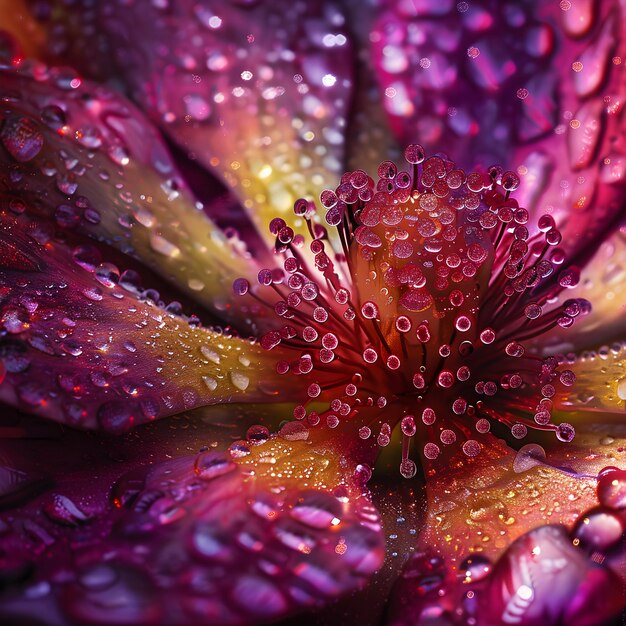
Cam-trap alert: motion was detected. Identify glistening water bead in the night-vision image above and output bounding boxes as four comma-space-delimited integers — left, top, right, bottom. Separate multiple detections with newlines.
233, 146, 587, 478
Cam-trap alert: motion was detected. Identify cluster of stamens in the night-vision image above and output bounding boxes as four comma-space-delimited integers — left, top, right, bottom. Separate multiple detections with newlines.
233, 145, 588, 477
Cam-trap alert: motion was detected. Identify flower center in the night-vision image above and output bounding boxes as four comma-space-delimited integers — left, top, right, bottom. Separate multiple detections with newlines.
233, 146, 589, 477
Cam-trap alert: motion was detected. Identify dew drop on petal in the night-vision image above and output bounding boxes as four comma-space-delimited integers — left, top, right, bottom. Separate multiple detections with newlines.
230, 371, 250, 391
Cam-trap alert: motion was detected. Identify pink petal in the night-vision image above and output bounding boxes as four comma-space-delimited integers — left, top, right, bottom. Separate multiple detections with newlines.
0, 428, 385, 625
30, 0, 355, 245
0, 208, 295, 431
0, 55, 256, 321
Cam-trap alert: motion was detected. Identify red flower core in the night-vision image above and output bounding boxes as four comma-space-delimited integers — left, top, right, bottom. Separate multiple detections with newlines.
234, 146, 589, 476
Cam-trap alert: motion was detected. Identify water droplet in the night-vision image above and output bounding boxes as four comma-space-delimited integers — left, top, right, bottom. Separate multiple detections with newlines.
94, 263, 120, 288
513, 444, 546, 473
149, 233, 181, 258
43, 494, 91, 526
400, 459, 417, 478
279, 421, 309, 441
246, 424, 270, 443
230, 370, 250, 391
597, 468, 626, 509
556, 422, 576, 442
200, 346, 221, 364
573, 15, 615, 98
460, 554, 492, 582
194, 452, 236, 480
1, 116, 43, 162
571, 507, 623, 552
291, 492, 342, 528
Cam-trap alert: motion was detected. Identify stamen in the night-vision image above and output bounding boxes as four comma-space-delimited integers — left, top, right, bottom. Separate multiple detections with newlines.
233, 146, 590, 478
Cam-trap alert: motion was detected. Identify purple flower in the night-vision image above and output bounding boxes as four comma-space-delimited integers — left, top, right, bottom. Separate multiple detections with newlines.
0, 1, 625, 625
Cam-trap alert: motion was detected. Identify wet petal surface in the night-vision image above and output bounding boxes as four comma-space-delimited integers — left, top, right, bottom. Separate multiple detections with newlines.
384, 430, 626, 625
0, 208, 293, 431
543, 230, 626, 351
371, 0, 626, 263
0, 417, 385, 625
29, 0, 355, 244
0, 57, 255, 320
555, 341, 626, 416
0, 4, 625, 625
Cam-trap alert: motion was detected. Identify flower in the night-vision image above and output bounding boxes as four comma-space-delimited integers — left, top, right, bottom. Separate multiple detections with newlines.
0, 1, 626, 625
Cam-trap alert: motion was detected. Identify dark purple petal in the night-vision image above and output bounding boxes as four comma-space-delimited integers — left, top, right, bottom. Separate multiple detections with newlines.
371, 0, 626, 263
0, 428, 385, 625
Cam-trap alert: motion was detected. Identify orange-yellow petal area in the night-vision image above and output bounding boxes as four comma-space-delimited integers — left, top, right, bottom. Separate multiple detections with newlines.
234, 434, 346, 493
0, 61, 255, 323
0, 0, 45, 58
146, 4, 350, 242
0, 210, 294, 432
420, 431, 625, 570
555, 342, 626, 415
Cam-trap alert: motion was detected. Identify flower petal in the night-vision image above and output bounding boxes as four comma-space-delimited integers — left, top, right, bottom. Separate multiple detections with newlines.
371, 0, 626, 259
0, 419, 384, 625
339, 2, 401, 175
385, 430, 626, 625
29, 0, 355, 244
386, 526, 625, 626
0, 209, 295, 432
555, 341, 626, 416
0, 57, 255, 320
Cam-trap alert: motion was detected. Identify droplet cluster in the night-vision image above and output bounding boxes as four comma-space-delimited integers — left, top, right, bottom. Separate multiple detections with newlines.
234, 146, 589, 476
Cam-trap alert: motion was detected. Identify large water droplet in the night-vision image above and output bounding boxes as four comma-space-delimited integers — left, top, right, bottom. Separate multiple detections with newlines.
230, 370, 250, 391
1, 115, 44, 162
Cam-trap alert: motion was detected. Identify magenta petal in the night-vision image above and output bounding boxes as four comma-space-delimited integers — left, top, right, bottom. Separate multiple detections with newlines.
385, 525, 625, 626
371, 0, 626, 262
0, 56, 255, 320
0, 208, 292, 431
0, 445, 384, 625
30, 0, 355, 242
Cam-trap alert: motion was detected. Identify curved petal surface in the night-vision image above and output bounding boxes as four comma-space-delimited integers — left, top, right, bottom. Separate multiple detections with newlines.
0, 422, 385, 625
1, 57, 255, 321
371, 0, 626, 263
29, 0, 355, 245
0, 208, 294, 432
543, 230, 626, 352
384, 429, 626, 625
0, 0, 44, 59
555, 341, 626, 416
